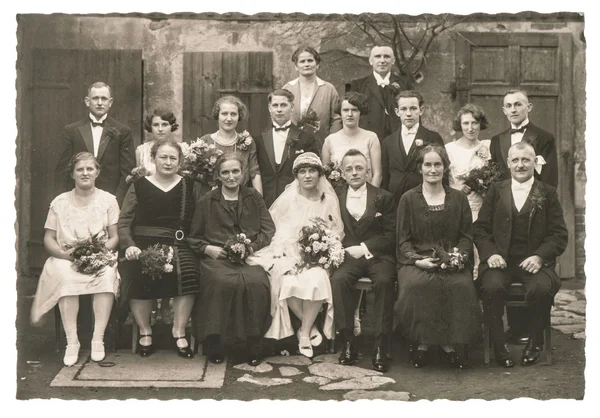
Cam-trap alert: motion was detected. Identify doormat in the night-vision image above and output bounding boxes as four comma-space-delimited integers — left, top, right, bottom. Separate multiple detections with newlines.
50, 349, 226, 388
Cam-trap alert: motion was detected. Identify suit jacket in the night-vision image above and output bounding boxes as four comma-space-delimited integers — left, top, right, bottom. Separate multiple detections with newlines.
254, 123, 320, 208
54, 116, 135, 205
490, 122, 558, 187
381, 124, 445, 206
473, 179, 568, 281
336, 183, 396, 263
347, 73, 404, 141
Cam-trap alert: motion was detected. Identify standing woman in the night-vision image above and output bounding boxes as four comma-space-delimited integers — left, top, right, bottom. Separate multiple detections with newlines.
283, 46, 342, 146
31, 152, 120, 366
394, 145, 482, 369
322, 92, 382, 187
188, 153, 275, 366
198, 96, 262, 195
119, 138, 199, 359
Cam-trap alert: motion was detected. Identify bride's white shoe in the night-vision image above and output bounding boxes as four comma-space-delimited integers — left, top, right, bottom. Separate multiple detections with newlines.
310, 324, 323, 347
91, 340, 105, 362
297, 332, 313, 359
63, 342, 80, 367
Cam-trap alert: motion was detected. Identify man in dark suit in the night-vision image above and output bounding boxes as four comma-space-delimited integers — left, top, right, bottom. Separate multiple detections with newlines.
490, 89, 558, 187
347, 46, 403, 142
474, 142, 567, 368
54, 81, 135, 206
254, 89, 320, 208
381, 90, 445, 206
330, 149, 397, 372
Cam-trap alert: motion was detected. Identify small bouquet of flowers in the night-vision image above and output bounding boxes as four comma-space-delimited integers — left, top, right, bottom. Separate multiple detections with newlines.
138, 244, 174, 280
431, 246, 468, 272
322, 162, 346, 190
126, 165, 152, 185
235, 130, 253, 151
179, 138, 224, 186
297, 108, 321, 134
65, 232, 117, 278
288, 217, 345, 274
223, 233, 253, 265
458, 162, 503, 197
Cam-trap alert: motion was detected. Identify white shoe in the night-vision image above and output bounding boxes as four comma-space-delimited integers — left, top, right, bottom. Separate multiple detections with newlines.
91, 341, 105, 362
310, 324, 323, 347
297, 332, 313, 359
63, 342, 80, 367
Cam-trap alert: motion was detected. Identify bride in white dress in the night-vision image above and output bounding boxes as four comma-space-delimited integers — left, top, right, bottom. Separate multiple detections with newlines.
247, 152, 344, 358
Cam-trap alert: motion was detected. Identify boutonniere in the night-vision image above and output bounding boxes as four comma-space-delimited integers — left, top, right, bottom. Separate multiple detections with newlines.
529, 186, 546, 214
414, 139, 424, 147
286, 134, 300, 157
373, 193, 382, 210
375, 212, 382, 218
235, 130, 253, 151
390, 82, 401, 92
105, 127, 118, 138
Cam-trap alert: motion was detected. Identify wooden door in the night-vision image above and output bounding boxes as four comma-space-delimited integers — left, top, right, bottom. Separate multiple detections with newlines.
455, 32, 575, 278
24, 49, 143, 275
182, 51, 273, 141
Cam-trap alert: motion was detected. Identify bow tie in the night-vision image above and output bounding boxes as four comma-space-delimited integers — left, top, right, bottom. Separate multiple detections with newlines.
402, 128, 417, 136
512, 183, 530, 192
91, 121, 104, 128
509, 125, 527, 135
348, 189, 366, 199
273, 125, 289, 132
379, 81, 389, 88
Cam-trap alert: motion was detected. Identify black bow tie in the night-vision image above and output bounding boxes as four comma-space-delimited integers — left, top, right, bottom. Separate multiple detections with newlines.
273, 125, 289, 132
91, 121, 104, 128
509, 125, 527, 135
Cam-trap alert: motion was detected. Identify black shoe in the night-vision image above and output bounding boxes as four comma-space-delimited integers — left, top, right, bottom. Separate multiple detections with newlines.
208, 353, 224, 364
521, 339, 543, 366
338, 341, 358, 365
372, 345, 389, 372
247, 339, 263, 366
494, 344, 515, 368
443, 350, 468, 370
173, 336, 194, 359
412, 349, 428, 368
139, 334, 154, 358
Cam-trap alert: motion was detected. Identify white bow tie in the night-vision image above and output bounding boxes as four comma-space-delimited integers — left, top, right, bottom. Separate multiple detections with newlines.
348, 189, 366, 199
403, 127, 417, 136
378, 80, 389, 87
512, 183, 529, 192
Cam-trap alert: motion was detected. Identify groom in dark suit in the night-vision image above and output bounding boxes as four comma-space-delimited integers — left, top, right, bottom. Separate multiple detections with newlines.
331, 149, 397, 372
54, 81, 135, 205
474, 142, 567, 367
347, 46, 404, 142
254, 89, 320, 208
381, 90, 445, 206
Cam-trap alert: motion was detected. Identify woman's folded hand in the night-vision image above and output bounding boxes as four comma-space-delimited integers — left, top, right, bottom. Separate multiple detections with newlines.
415, 257, 440, 271
205, 245, 227, 260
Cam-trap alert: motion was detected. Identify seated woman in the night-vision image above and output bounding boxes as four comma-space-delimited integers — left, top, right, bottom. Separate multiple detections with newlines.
119, 138, 199, 359
394, 145, 482, 369
31, 152, 120, 366
198, 96, 262, 195
247, 152, 344, 359
322, 92, 382, 187
188, 152, 275, 366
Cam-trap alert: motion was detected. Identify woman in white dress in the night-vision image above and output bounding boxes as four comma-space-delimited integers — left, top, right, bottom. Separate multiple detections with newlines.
31, 152, 120, 366
445, 103, 491, 278
322, 92, 382, 187
247, 152, 344, 358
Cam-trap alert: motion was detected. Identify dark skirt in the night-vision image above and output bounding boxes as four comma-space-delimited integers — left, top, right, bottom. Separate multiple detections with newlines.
394, 265, 482, 345
120, 235, 199, 301
195, 259, 271, 341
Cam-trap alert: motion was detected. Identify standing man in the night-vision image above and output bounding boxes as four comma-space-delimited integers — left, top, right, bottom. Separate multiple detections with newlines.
474, 142, 567, 367
254, 89, 320, 208
490, 89, 558, 187
347, 46, 403, 142
55, 81, 135, 206
381, 90, 445, 206
331, 149, 396, 372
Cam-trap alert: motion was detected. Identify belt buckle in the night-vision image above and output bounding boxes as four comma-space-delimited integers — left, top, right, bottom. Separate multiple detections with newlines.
175, 230, 185, 241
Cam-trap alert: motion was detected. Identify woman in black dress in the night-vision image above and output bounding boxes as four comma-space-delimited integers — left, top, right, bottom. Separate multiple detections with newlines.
394, 144, 482, 369
188, 152, 275, 366
119, 138, 199, 358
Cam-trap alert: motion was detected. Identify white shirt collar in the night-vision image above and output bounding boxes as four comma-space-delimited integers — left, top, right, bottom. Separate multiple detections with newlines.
511, 176, 534, 190
348, 183, 367, 196
89, 113, 108, 124
287, 76, 325, 87
402, 122, 420, 135
511, 118, 530, 130
373, 72, 390, 85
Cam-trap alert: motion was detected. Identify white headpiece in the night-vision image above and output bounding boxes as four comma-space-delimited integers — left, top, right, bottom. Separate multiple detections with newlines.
292, 152, 322, 170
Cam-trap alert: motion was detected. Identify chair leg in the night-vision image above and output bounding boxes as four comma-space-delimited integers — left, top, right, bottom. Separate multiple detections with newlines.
545, 327, 553, 365
483, 323, 490, 365
54, 306, 62, 353
131, 321, 138, 354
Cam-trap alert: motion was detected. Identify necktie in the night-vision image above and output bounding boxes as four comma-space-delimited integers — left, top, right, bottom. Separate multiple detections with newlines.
91, 121, 104, 128
273, 125, 288, 132
509, 125, 527, 135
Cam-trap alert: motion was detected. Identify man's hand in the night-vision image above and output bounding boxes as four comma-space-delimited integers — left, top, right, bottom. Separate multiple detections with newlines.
487, 254, 507, 269
204, 245, 227, 260
415, 257, 440, 271
461, 185, 472, 195
345, 246, 365, 259
125, 246, 142, 261
519, 255, 543, 274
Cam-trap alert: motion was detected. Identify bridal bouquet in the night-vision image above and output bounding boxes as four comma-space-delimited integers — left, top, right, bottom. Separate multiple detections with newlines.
179, 138, 224, 186
458, 162, 503, 197
431, 246, 468, 272
65, 232, 117, 278
126, 165, 152, 185
138, 244, 174, 280
289, 217, 344, 274
323, 162, 346, 190
297, 108, 320, 134
224, 233, 253, 265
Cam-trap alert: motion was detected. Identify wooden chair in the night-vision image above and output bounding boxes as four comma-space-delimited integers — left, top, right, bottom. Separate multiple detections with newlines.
483, 282, 553, 365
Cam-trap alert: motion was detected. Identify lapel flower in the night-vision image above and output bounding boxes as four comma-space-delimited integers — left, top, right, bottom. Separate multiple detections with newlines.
475, 144, 491, 160
390, 82, 401, 90
414, 139, 424, 147
236, 130, 252, 151
529, 185, 546, 215
375, 212, 382, 217
373, 193, 382, 210
105, 127, 118, 138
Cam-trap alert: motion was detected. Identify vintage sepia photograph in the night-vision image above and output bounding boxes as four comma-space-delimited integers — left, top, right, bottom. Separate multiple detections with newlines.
5, 1, 595, 410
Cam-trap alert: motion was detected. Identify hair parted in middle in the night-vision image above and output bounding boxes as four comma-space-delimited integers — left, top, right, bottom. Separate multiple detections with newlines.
415, 144, 451, 173
452, 103, 489, 132
211, 95, 248, 121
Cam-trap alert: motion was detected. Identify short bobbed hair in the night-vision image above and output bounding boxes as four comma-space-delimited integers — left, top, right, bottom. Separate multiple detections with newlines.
339, 92, 369, 116
452, 103, 489, 132
144, 109, 179, 133
211, 96, 248, 121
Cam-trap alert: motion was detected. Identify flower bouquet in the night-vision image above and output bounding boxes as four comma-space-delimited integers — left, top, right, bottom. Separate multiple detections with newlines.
457, 162, 503, 197
223, 233, 253, 265
179, 138, 224, 186
431, 246, 468, 272
65, 232, 117, 278
126, 165, 152, 185
297, 108, 320, 134
322, 162, 346, 190
288, 217, 344, 274
138, 244, 174, 280
235, 130, 253, 151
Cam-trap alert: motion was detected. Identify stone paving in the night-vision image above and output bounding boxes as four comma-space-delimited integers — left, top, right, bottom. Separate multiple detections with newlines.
551, 289, 586, 340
